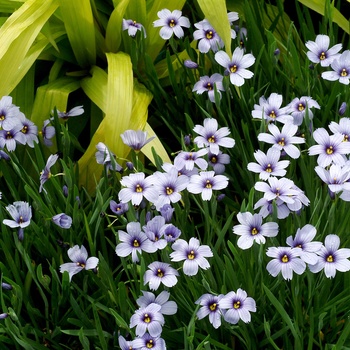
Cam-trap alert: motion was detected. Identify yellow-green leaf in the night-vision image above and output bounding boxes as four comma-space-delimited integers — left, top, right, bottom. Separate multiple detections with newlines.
57, 0, 96, 67
30, 77, 81, 126
0, 0, 59, 97
197, 0, 231, 54
298, 0, 349, 34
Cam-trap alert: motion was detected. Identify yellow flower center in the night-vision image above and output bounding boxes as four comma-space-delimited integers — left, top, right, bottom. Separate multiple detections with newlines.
0, 115, 4, 121
169, 19, 175, 28
326, 254, 333, 262
265, 164, 272, 173
298, 103, 305, 111
269, 110, 276, 119
21, 125, 28, 134
76, 262, 86, 268
278, 137, 285, 146
143, 314, 151, 323
281, 254, 289, 263
341, 68, 348, 77
206, 82, 213, 90
251, 227, 258, 235
208, 135, 215, 143
326, 146, 333, 155
188, 250, 195, 259
136, 184, 143, 192
233, 301, 241, 309
206, 30, 213, 39
157, 269, 164, 277
6, 131, 12, 139
209, 303, 217, 311
166, 187, 173, 195
319, 52, 326, 60
230, 65, 237, 73
146, 340, 154, 348
205, 180, 212, 188
133, 239, 140, 247
210, 156, 217, 163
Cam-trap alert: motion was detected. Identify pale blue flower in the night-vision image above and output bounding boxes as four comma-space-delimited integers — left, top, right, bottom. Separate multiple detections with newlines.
130, 303, 164, 337
115, 222, 157, 263
136, 290, 177, 315
195, 293, 224, 329
56, 105, 84, 119
309, 234, 350, 278
40, 119, 55, 147
142, 216, 168, 250
118, 335, 137, 350
122, 19, 146, 37
0, 124, 26, 152
220, 289, 256, 324
160, 223, 181, 242
322, 50, 350, 85
193, 118, 235, 154
170, 237, 213, 276
133, 333, 166, 350
287, 96, 320, 126
118, 172, 158, 206
95, 142, 123, 172
251, 93, 293, 124
215, 47, 255, 86
151, 168, 189, 210
258, 123, 305, 159
52, 213, 72, 229
233, 212, 278, 250
306, 34, 342, 67
187, 171, 229, 200
192, 74, 225, 103
286, 224, 322, 265
329, 117, 350, 142
193, 19, 224, 53
39, 153, 59, 193
143, 261, 179, 290
266, 247, 305, 280
173, 149, 208, 171
59, 245, 99, 281
120, 130, 155, 151
308, 128, 350, 167
247, 147, 290, 180
153, 9, 190, 40
208, 151, 230, 174
109, 200, 129, 216
0, 95, 21, 130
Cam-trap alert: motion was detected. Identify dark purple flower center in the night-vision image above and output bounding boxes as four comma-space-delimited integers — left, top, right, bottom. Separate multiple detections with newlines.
76, 261, 86, 268
205, 82, 213, 90
319, 51, 326, 60
156, 268, 164, 277
210, 155, 217, 163
133, 239, 140, 247
6, 131, 13, 139
21, 125, 28, 134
